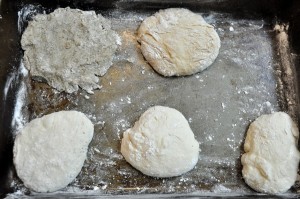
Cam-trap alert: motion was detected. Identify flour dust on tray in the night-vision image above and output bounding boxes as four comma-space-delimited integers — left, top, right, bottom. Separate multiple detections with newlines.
13, 111, 94, 192
121, 106, 200, 177
21, 7, 119, 93
241, 112, 300, 194
138, 8, 220, 76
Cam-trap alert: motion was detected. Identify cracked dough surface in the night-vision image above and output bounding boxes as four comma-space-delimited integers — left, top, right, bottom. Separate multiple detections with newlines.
138, 8, 220, 76
241, 112, 300, 194
13, 111, 94, 192
21, 7, 118, 93
121, 106, 199, 177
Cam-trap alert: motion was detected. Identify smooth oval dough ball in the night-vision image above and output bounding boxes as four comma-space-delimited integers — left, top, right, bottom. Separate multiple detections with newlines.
21, 7, 118, 93
121, 106, 199, 177
138, 8, 220, 76
13, 111, 94, 192
241, 112, 300, 194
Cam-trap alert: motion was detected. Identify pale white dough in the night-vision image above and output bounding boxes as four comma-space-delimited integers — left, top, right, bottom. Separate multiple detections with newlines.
241, 112, 300, 194
13, 111, 94, 192
21, 7, 118, 93
138, 8, 220, 76
121, 106, 199, 177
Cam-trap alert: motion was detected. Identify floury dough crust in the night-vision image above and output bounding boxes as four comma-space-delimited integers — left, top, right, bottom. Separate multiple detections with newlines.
121, 106, 199, 178
21, 7, 118, 93
138, 8, 221, 76
13, 111, 94, 192
241, 112, 300, 194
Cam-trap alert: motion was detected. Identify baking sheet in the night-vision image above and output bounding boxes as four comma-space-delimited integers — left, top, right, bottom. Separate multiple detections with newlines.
5, 3, 299, 197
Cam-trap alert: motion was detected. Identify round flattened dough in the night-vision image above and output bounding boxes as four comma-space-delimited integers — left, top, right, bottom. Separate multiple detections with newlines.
121, 106, 199, 177
21, 7, 118, 93
138, 8, 220, 76
241, 112, 300, 194
13, 111, 94, 192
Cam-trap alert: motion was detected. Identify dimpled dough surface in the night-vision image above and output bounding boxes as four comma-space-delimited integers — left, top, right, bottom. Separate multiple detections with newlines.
241, 112, 300, 194
138, 8, 221, 76
21, 7, 118, 93
13, 111, 94, 192
121, 106, 200, 178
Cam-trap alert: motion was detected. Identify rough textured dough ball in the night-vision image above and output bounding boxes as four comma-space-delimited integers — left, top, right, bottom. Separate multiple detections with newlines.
13, 111, 94, 192
121, 106, 199, 177
241, 112, 300, 194
21, 7, 118, 93
138, 8, 220, 76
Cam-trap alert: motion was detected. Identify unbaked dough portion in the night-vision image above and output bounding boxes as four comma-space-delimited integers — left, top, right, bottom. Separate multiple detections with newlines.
121, 106, 199, 177
13, 111, 94, 192
241, 112, 300, 194
138, 8, 220, 76
21, 7, 118, 93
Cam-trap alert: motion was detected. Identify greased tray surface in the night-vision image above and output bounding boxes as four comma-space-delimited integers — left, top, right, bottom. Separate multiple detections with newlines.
1, 0, 300, 197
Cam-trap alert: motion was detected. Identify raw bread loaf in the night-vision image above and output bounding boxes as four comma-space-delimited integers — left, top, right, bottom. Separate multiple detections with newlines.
121, 106, 199, 177
138, 8, 220, 76
21, 7, 118, 93
241, 112, 300, 194
13, 111, 94, 192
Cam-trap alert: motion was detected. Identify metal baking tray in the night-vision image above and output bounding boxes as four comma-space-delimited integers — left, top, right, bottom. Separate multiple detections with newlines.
1, 0, 300, 198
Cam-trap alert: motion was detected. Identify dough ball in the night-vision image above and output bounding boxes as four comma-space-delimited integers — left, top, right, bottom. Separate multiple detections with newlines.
138, 8, 220, 76
121, 106, 199, 177
241, 112, 300, 194
13, 111, 94, 192
21, 7, 118, 93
